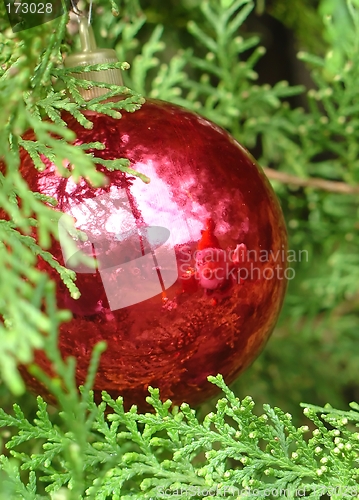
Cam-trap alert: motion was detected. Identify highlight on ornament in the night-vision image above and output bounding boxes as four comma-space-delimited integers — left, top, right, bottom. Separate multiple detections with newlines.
7, 13, 289, 411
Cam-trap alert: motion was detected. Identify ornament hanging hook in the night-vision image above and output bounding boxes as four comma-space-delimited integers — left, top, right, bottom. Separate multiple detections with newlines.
68, 0, 96, 52
88, 0, 93, 26
69, 0, 92, 26
69, 0, 82, 17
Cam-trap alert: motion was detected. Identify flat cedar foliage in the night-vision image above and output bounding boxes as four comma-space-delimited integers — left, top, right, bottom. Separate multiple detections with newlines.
1, 0, 359, 498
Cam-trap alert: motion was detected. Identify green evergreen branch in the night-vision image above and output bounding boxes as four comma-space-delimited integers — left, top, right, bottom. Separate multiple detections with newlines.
1, 375, 359, 498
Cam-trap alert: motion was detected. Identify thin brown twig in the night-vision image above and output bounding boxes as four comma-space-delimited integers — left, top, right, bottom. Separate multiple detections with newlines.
263, 167, 359, 195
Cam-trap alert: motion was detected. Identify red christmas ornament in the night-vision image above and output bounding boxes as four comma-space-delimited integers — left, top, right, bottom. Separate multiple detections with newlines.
15, 20, 288, 410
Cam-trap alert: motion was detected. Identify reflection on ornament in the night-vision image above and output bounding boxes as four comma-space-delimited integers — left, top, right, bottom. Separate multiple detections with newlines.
15, 98, 288, 410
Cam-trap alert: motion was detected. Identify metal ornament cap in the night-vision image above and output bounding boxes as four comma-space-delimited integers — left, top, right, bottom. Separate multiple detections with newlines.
64, 17, 123, 100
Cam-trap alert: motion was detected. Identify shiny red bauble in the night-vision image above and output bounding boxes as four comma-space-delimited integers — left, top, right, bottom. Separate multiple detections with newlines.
16, 99, 287, 410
